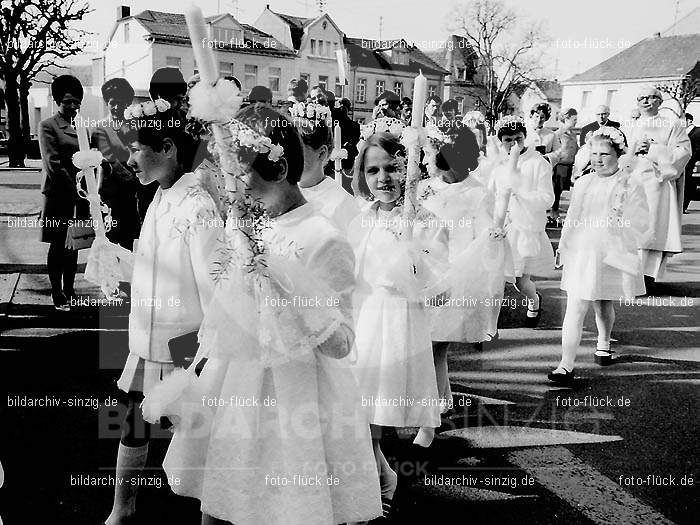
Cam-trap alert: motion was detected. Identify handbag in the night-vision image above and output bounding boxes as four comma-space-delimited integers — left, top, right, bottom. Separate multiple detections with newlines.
65, 206, 95, 250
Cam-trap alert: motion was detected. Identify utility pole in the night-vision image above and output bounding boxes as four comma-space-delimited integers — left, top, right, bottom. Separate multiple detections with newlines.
379, 16, 383, 42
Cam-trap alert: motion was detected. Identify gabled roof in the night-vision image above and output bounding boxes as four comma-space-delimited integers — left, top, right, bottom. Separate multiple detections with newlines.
113, 10, 295, 57
268, 9, 313, 50
565, 34, 700, 83
344, 37, 448, 76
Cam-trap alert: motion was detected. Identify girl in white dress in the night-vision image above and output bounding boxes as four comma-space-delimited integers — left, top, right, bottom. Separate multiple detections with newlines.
145, 104, 381, 525
349, 128, 442, 513
107, 101, 223, 525
290, 101, 360, 234
416, 125, 510, 410
489, 116, 555, 327
549, 128, 651, 384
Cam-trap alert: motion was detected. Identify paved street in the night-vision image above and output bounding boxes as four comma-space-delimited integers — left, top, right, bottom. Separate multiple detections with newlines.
0, 166, 698, 524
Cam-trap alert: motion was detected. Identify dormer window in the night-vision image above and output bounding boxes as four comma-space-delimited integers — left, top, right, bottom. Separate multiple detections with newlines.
392, 50, 408, 65
213, 27, 243, 44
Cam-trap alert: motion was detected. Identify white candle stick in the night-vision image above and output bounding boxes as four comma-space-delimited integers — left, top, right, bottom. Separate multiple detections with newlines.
185, 5, 218, 85
410, 70, 427, 128
74, 113, 105, 238
334, 122, 342, 185
402, 71, 427, 236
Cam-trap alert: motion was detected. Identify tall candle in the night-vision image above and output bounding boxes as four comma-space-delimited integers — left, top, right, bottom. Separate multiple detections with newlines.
334, 122, 342, 184
185, 5, 218, 85
410, 70, 427, 128
75, 112, 90, 151
74, 112, 105, 237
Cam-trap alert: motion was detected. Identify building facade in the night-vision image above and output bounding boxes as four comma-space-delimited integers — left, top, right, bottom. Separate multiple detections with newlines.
561, 32, 700, 128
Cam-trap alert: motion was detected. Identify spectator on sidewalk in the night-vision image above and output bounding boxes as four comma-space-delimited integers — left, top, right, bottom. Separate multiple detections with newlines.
684, 113, 700, 212
91, 78, 140, 250
38, 74, 88, 311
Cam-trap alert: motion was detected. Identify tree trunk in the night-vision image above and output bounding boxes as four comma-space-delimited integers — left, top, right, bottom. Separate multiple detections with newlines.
3, 72, 26, 168
19, 74, 31, 147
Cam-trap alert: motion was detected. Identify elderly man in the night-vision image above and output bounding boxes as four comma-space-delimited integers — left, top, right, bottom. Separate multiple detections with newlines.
579, 105, 620, 146
627, 87, 692, 282
684, 113, 700, 212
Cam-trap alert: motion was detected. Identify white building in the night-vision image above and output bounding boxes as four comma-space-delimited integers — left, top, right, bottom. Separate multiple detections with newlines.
561, 21, 700, 128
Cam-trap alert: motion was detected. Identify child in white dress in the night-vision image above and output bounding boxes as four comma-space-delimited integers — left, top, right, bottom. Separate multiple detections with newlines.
416, 125, 508, 411
106, 101, 222, 525
148, 104, 381, 525
549, 128, 651, 384
349, 129, 442, 513
291, 101, 360, 234
489, 116, 555, 327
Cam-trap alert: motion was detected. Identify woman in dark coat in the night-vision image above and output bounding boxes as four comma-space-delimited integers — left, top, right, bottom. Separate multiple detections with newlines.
38, 75, 88, 311
91, 78, 140, 250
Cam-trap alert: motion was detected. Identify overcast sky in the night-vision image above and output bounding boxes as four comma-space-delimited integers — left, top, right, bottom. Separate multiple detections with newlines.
74, 0, 698, 80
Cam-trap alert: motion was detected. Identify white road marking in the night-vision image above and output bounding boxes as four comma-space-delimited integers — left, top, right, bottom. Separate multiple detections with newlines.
508, 446, 674, 525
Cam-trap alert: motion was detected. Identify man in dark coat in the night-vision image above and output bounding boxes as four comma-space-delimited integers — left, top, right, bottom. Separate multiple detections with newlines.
579, 104, 620, 146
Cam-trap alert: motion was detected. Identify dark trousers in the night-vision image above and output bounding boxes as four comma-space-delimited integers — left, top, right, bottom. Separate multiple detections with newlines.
47, 241, 78, 295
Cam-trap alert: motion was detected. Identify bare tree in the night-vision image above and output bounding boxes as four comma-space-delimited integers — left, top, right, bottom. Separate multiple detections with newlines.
655, 74, 700, 119
448, 0, 547, 128
0, 0, 90, 167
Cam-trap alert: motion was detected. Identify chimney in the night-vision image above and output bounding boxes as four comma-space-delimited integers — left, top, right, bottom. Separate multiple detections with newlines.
653, 31, 661, 37
117, 6, 130, 19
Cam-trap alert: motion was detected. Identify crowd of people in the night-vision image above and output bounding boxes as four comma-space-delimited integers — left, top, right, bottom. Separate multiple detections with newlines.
35, 66, 698, 524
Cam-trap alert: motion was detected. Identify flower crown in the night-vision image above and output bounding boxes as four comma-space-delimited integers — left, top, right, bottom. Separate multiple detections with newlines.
227, 119, 284, 162
494, 115, 524, 134
463, 110, 485, 123
589, 126, 627, 150
289, 101, 333, 127
360, 117, 407, 140
123, 98, 170, 120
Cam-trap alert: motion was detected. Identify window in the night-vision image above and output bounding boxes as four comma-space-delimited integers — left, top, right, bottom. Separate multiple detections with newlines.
581, 90, 591, 108
219, 61, 234, 76
300, 73, 310, 84
357, 78, 367, 103
428, 84, 437, 97
335, 77, 343, 97
194, 68, 199, 75
318, 75, 328, 91
269, 67, 281, 92
319, 40, 324, 56
393, 82, 402, 98
166, 56, 182, 68
310, 39, 316, 54
213, 27, 234, 43
123, 22, 129, 43
334, 42, 338, 52
376, 80, 385, 98
244, 64, 258, 90
457, 67, 466, 80
606, 89, 617, 107
456, 96, 464, 114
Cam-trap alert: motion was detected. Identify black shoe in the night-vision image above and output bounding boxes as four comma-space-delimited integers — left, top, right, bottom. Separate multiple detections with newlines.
594, 350, 614, 366
547, 367, 574, 385
52, 291, 70, 312
524, 292, 542, 328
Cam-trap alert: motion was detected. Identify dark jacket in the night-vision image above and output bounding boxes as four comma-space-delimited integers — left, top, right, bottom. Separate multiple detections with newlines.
38, 112, 81, 198
578, 119, 621, 146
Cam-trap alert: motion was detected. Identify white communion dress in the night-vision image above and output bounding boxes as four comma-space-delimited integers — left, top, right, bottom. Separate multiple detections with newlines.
488, 147, 556, 278
559, 163, 651, 301
348, 202, 442, 429
416, 175, 511, 343
146, 203, 381, 525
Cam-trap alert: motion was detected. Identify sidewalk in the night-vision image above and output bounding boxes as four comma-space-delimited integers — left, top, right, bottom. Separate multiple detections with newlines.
0, 157, 42, 171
